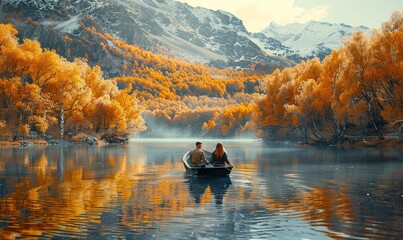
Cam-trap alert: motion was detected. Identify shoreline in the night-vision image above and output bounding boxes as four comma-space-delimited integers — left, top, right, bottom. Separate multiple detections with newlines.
0, 138, 117, 147
297, 136, 403, 150
0, 133, 132, 147
1, 136, 402, 150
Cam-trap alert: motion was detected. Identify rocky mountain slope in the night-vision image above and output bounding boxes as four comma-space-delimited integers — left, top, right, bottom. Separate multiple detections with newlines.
0, 0, 370, 75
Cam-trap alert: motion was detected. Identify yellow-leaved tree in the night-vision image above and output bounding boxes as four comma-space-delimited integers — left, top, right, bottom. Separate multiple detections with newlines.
0, 24, 146, 141
255, 11, 403, 142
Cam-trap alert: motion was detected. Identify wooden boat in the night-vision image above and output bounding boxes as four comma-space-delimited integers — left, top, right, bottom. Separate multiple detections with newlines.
183, 151, 233, 176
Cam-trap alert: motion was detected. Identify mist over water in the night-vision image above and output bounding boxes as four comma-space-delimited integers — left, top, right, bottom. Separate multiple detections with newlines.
140, 114, 257, 139
0, 140, 402, 239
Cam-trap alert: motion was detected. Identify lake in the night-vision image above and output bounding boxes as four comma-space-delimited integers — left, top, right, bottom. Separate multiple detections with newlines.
0, 139, 402, 239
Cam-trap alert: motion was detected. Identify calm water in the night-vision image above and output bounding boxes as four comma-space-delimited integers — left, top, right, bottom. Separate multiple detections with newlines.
0, 139, 402, 239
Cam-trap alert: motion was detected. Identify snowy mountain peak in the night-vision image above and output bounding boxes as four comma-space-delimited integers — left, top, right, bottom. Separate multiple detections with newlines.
257, 20, 371, 61
0, 0, 371, 71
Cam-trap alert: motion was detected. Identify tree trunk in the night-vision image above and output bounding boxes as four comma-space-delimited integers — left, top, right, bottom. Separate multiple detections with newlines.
370, 116, 384, 140
368, 102, 385, 140
310, 118, 324, 141
59, 103, 65, 139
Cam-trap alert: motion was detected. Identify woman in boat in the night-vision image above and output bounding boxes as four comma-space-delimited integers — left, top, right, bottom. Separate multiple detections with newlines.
210, 143, 231, 166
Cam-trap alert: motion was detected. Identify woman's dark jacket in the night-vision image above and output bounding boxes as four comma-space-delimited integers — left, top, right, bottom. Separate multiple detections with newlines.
210, 151, 230, 165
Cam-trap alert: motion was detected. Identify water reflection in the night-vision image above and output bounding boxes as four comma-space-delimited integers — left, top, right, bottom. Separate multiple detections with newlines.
0, 141, 401, 239
186, 175, 232, 205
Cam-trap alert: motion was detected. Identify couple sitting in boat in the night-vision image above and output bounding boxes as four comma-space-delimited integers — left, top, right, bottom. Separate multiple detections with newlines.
190, 142, 232, 167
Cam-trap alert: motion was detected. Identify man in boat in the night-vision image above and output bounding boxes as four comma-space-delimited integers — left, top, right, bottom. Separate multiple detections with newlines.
190, 142, 208, 166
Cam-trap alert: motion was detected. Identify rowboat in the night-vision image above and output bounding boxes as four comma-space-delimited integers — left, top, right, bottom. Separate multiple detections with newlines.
182, 151, 233, 176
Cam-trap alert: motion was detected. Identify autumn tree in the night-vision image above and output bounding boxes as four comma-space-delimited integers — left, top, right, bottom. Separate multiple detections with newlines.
0, 24, 146, 140
371, 11, 403, 123
256, 12, 403, 142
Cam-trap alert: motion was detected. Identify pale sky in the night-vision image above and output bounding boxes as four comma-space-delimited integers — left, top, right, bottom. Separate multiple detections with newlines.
176, 0, 402, 32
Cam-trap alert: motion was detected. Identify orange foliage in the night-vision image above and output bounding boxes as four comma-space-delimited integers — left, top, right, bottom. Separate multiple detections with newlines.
111, 38, 262, 100
0, 24, 146, 140
26, 18, 36, 26
77, 32, 264, 137
0, 17, 276, 139
256, 11, 403, 142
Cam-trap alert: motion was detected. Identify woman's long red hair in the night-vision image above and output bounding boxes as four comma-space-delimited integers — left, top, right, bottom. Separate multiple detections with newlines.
214, 143, 224, 158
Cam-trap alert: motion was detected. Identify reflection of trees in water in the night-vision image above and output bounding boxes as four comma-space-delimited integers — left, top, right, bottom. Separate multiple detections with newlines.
0, 143, 401, 239
0, 145, 164, 238
186, 175, 232, 205
0, 145, 213, 238
251, 146, 403, 239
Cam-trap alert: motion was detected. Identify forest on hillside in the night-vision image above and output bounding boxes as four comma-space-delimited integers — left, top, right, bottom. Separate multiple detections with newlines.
0, 11, 402, 143
0, 22, 263, 141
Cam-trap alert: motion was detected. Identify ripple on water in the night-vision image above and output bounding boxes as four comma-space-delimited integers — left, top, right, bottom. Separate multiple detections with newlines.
0, 142, 401, 239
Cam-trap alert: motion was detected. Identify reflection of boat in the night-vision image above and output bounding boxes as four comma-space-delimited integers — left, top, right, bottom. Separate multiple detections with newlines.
183, 151, 233, 176
186, 175, 232, 204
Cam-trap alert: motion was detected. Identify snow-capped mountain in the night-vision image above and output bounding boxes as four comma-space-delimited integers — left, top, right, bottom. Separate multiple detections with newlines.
0, 0, 371, 73
254, 21, 371, 62
1, 0, 287, 69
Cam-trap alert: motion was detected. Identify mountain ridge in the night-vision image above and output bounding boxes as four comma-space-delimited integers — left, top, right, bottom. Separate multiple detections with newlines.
0, 0, 371, 75
256, 20, 371, 61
